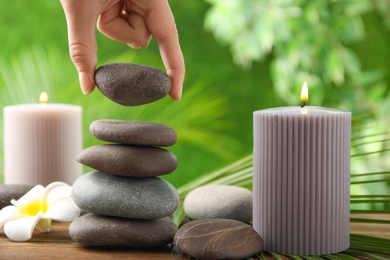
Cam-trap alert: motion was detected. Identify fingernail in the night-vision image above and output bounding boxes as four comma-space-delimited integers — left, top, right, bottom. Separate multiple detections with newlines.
79, 72, 92, 95
176, 87, 183, 101
170, 86, 182, 101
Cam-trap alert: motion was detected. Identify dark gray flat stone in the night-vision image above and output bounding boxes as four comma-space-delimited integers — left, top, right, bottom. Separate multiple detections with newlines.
76, 144, 177, 177
69, 214, 177, 247
95, 63, 171, 106
72, 171, 179, 219
90, 119, 177, 146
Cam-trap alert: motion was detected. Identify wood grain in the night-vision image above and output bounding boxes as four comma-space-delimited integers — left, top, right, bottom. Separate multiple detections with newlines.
0, 222, 187, 259
0, 214, 389, 259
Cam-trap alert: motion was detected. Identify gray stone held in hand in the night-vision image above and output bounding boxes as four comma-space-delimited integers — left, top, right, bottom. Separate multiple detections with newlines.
76, 144, 177, 177
95, 63, 172, 106
90, 119, 177, 147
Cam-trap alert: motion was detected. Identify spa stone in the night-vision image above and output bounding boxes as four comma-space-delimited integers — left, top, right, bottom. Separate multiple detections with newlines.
70, 214, 177, 247
72, 171, 179, 219
184, 184, 253, 223
0, 184, 34, 209
76, 144, 177, 177
95, 63, 171, 106
174, 219, 263, 260
89, 119, 177, 146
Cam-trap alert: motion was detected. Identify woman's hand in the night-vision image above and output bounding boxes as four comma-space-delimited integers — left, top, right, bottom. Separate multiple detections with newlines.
60, 0, 185, 100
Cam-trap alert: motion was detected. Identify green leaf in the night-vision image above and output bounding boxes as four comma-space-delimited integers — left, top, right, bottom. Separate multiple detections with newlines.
351, 195, 390, 198
351, 179, 390, 185
325, 48, 345, 86
322, 255, 345, 260
351, 210, 390, 214
333, 253, 357, 260
343, 0, 373, 16
256, 251, 267, 260
342, 48, 361, 75
286, 255, 304, 260
351, 171, 390, 178
351, 148, 390, 158
266, 251, 284, 260
346, 249, 388, 260
339, 16, 365, 43
352, 138, 390, 148
350, 218, 390, 224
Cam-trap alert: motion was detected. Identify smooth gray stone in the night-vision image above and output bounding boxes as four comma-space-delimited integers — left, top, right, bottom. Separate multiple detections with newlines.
76, 144, 177, 177
174, 219, 264, 259
95, 63, 172, 106
69, 213, 177, 247
72, 171, 179, 219
89, 119, 177, 146
0, 185, 34, 209
183, 185, 253, 223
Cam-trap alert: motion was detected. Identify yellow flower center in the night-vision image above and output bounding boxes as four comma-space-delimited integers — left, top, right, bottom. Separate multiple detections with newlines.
21, 198, 48, 216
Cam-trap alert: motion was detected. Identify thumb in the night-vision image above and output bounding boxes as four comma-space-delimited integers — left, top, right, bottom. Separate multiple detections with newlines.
60, 0, 98, 94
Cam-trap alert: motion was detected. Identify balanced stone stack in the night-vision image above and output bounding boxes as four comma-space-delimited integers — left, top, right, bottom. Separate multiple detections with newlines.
69, 119, 180, 247
68, 63, 180, 247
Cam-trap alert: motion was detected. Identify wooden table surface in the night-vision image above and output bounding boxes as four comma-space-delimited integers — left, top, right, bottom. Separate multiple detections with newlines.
0, 214, 389, 259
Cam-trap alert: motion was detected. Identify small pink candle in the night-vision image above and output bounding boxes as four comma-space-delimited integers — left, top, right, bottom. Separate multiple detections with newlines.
3, 92, 82, 186
253, 83, 351, 255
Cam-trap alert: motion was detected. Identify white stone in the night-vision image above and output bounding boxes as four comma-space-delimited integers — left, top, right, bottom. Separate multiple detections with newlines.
183, 185, 252, 223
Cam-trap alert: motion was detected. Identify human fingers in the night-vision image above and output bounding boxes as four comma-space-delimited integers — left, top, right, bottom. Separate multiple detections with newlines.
130, 0, 185, 100
60, 0, 100, 94
97, 1, 152, 49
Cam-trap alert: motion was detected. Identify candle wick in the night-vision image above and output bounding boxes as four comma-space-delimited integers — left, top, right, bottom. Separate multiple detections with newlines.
301, 103, 306, 108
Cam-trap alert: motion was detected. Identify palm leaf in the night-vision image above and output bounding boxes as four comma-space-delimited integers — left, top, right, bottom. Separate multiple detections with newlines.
0, 48, 242, 188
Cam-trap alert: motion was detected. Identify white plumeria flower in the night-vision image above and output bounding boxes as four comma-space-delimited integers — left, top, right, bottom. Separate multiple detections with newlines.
0, 181, 80, 242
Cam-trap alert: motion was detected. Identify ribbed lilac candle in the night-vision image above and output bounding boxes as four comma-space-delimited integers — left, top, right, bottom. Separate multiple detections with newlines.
4, 103, 82, 186
253, 106, 351, 255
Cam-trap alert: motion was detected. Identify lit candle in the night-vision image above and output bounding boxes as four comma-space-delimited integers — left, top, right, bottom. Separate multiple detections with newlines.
253, 83, 351, 255
3, 92, 82, 186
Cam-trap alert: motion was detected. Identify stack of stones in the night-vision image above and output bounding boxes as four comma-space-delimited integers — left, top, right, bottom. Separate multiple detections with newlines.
65, 62, 263, 258
69, 119, 180, 247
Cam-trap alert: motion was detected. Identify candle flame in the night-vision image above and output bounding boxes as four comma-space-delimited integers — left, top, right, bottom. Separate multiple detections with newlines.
300, 82, 308, 103
39, 92, 48, 103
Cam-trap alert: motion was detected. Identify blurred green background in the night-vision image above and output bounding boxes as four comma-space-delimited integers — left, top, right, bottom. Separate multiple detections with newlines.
0, 0, 389, 201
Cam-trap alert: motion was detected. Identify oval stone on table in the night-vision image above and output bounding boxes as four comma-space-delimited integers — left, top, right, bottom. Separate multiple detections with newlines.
0, 184, 34, 209
76, 144, 177, 177
174, 219, 263, 260
184, 185, 253, 223
90, 119, 177, 146
72, 171, 179, 219
69, 213, 177, 247
95, 63, 172, 106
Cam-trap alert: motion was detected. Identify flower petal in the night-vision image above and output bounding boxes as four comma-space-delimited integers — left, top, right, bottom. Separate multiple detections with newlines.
36, 219, 52, 232
0, 206, 27, 227
43, 197, 80, 222
3, 212, 43, 241
42, 182, 70, 206
11, 185, 44, 208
